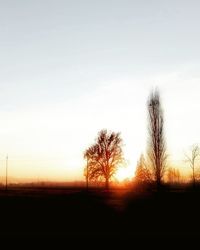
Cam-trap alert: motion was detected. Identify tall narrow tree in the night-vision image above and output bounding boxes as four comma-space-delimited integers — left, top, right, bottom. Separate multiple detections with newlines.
147, 89, 167, 188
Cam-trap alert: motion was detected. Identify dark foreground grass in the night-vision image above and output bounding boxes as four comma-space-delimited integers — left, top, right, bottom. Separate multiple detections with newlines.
0, 186, 200, 242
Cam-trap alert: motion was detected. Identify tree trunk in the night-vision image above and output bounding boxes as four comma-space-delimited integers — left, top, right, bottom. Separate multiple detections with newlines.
193, 168, 195, 188
156, 173, 161, 191
86, 159, 89, 191
105, 178, 109, 190
86, 175, 88, 191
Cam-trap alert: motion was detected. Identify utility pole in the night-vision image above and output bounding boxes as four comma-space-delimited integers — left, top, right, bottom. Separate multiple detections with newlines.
6, 155, 8, 191
86, 158, 89, 191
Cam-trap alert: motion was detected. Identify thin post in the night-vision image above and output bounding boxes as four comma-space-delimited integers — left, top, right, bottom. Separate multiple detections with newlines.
86, 158, 89, 191
6, 155, 8, 191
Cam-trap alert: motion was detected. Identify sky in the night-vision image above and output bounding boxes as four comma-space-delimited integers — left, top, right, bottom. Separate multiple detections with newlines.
0, 0, 200, 182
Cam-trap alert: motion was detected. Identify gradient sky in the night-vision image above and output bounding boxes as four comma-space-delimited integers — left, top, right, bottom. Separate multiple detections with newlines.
0, 0, 200, 182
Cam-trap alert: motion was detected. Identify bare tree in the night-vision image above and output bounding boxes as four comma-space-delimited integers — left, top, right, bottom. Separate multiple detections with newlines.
147, 89, 167, 188
84, 130, 124, 190
135, 154, 152, 183
185, 144, 200, 187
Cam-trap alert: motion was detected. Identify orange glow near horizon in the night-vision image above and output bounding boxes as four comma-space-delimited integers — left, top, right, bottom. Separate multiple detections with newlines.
115, 165, 135, 182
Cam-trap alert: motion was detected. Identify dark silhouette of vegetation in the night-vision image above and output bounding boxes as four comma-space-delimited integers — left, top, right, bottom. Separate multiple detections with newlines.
185, 144, 200, 187
1, 185, 200, 239
135, 154, 152, 183
147, 89, 167, 189
84, 130, 124, 190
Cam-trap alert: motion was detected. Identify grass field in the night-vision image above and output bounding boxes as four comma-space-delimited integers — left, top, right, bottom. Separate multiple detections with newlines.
0, 186, 200, 240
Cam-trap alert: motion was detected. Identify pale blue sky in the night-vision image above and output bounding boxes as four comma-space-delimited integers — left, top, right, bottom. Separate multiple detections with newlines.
0, 1, 200, 181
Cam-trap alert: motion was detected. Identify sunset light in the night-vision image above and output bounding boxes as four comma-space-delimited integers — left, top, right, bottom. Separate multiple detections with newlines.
0, 0, 200, 240
115, 166, 135, 182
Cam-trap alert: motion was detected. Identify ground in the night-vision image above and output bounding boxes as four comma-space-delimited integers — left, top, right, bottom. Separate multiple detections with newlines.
0, 185, 200, 241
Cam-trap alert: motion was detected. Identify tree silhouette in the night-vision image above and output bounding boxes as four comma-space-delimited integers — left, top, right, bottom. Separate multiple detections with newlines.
185, 144, 200, 187
135, 154, 152, 183
84, 129, 124, 190
147, 89, 167, 188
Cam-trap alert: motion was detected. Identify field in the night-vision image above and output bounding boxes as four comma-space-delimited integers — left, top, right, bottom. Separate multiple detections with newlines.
0, 185, 200, 241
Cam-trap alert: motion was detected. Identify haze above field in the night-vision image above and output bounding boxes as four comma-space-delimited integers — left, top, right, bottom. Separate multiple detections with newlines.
0, 0, 200, 182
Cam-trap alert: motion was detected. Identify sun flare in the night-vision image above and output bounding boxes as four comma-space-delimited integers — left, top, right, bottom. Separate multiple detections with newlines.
115, 166, 135, 182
